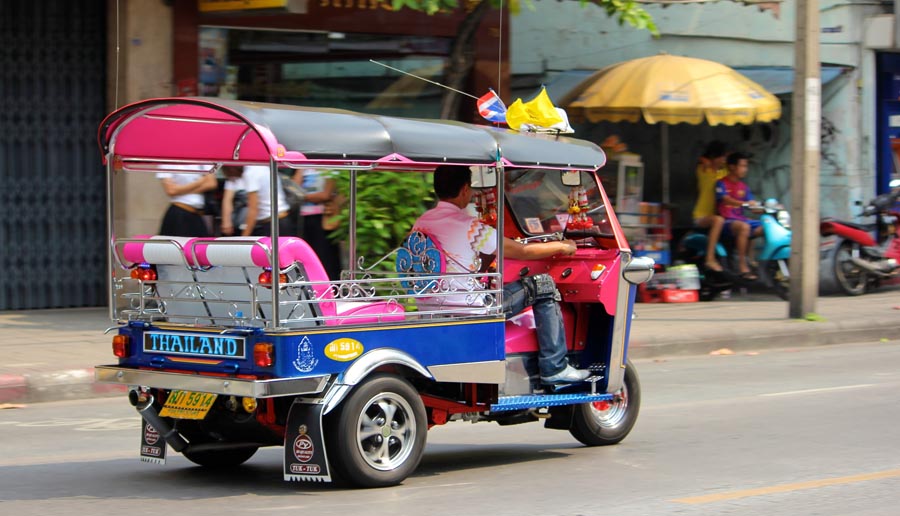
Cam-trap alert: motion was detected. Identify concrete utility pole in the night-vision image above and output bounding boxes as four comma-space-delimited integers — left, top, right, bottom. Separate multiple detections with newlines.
789, 0, 821, 318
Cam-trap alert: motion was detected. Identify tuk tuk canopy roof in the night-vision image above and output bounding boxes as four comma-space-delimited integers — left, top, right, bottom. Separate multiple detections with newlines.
98, 97, 606, 171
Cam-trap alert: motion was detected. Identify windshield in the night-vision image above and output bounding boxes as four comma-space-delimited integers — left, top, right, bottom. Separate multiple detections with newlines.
505, 169, 614, 238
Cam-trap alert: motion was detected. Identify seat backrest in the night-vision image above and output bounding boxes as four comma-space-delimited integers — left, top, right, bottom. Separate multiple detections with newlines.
120, 235, 335, 326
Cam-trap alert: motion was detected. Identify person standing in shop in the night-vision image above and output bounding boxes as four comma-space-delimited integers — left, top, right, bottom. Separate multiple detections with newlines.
157, 169, 218, 237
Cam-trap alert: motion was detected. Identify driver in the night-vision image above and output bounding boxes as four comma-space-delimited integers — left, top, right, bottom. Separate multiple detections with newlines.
412, 166, 590, 385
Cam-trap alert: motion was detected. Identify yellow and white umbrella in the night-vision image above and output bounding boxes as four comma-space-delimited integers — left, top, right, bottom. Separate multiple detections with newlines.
560, 54, 782, 202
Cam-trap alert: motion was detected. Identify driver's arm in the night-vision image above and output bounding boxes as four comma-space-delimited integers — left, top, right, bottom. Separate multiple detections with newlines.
503, 237, 576, 260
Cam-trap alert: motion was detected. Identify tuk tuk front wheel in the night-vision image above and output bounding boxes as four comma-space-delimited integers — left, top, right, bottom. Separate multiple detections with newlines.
327, 374, 427, 488
569, 360, 640, 446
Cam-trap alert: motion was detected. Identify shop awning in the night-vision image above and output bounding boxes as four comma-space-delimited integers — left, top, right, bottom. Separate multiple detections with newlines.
731, 65, 851, 95
542, 65, 851, 102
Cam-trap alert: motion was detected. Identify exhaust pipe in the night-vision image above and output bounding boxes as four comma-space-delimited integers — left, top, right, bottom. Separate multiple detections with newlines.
849, 256, 899, 277
130, 390, 189, 452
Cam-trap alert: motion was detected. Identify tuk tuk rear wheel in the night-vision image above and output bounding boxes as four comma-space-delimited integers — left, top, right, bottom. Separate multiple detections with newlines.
327, 374, 427, 488
182, 446, 258, 468
569, 360, 640, 446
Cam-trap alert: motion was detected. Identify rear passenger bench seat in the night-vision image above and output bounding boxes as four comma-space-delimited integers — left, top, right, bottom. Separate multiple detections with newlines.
118, 236, 404, 328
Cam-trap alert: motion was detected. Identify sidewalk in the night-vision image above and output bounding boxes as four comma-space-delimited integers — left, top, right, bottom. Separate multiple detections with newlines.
1, 287, 898, 404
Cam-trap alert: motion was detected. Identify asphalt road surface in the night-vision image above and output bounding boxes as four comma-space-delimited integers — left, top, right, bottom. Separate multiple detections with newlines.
2, 339, 899, 516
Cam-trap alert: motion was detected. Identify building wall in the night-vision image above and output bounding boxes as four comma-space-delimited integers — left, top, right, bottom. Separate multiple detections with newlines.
107, 0, 174, 237
511, 0, 891, 223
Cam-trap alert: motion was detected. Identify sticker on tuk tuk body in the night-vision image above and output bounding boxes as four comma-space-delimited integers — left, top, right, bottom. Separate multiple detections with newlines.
140, 419, 166, 465
283, 400, 331, 482
292, 336, 319, 372
324, 338, 364, 362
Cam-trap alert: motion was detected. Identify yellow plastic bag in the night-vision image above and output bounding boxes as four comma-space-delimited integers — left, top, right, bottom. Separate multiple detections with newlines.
506, 88, 564, 131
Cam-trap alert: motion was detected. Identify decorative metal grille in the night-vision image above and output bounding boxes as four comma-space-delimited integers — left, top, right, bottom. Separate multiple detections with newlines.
0, 0, 107, 308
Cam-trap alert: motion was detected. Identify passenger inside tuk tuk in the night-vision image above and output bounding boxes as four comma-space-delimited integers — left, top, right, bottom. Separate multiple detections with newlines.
412, 166, 589, 385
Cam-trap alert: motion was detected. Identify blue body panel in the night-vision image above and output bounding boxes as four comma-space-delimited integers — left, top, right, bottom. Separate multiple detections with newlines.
120, 319, 507, 379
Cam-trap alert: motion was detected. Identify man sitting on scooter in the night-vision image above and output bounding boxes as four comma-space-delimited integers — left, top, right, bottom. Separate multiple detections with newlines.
715, 152, 762, 281
413, 165, 590, 385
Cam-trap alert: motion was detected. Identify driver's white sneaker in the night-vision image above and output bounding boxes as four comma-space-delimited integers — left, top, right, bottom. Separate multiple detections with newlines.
541, 365, 590, 384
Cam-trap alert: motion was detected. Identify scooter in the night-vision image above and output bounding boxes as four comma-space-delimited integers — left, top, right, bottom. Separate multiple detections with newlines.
753, 199, 792, 301
820, 187, 900, 296
678, 199, 792, 301
677, 231, 736, 301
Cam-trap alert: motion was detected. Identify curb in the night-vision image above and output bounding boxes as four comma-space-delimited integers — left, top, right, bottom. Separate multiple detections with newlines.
630, 319, 900, 359
0, 369, 125, 405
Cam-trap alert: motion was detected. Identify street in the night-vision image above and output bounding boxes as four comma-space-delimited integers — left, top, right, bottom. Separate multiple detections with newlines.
1, 339, 899, 516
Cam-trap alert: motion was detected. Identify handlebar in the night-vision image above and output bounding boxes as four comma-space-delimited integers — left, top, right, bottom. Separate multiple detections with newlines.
517, 232, 564, 244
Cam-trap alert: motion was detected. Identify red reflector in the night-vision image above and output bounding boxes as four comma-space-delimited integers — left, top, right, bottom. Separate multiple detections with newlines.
254, 343, 274, 368
258, 270, 287, 287
132, 265, 157, 281
112, 335, 131, 358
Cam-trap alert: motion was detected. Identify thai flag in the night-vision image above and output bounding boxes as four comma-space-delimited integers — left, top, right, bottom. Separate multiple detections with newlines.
477, 89, 507, 124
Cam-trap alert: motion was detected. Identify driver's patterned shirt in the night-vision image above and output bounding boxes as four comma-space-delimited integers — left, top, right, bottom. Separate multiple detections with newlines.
413, 201, 497, 273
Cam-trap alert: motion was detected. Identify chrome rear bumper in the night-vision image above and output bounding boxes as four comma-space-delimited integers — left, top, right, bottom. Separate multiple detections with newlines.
95, 365, 329, 398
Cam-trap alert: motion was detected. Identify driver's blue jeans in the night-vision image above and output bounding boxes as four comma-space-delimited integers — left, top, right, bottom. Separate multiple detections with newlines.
502, 280, 568, 378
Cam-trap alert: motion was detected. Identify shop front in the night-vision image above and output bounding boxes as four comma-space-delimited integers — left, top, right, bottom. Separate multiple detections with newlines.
876, 52, 900, 195
172, 0, 508, 120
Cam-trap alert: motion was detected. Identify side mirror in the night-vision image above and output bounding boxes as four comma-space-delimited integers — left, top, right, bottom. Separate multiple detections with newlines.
470, 166, 497, 188
561, 170, 582, 187
623, 256, 655, 285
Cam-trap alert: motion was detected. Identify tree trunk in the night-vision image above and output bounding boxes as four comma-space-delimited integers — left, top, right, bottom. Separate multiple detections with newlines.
439, 0, 491, 120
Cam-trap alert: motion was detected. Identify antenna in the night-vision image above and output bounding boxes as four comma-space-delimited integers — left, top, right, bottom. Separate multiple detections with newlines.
115, 0, 120, 109
369, 60, 478, 100
497, 0, 503, 97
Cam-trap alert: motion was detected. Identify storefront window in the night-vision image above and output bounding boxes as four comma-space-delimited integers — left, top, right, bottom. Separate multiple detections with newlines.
199, 27, 450, 117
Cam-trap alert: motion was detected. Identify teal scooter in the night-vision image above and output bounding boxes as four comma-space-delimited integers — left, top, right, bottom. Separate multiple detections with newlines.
753, 199, 792, 300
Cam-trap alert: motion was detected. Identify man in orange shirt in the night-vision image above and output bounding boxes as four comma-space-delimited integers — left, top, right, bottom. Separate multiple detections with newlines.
690, 141, 728, 272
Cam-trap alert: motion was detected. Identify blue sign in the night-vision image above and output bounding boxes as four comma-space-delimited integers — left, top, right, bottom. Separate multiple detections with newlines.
143, 331, 246, 359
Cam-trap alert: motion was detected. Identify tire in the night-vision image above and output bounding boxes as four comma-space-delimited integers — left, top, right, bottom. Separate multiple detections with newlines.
326, 374, 427, 488
569, 359, 641, 446
758, 259, 790, 300
182, 446, 258, 468
833, 240, 868, 296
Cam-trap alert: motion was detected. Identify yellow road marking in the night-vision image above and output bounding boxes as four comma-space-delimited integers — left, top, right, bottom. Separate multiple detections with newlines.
673, 469, 900, 504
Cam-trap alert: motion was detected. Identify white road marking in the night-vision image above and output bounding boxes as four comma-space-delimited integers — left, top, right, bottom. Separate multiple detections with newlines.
760, 384, 875, 397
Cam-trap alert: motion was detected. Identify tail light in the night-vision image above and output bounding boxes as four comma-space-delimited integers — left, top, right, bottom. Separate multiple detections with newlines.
258, 269, 287, 287
130, 264, 157, 281
112, 334, 131, 358
254, 343, 275, 367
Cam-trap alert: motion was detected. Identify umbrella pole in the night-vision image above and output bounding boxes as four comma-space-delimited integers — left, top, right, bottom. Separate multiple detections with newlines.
661, 123, 670, 205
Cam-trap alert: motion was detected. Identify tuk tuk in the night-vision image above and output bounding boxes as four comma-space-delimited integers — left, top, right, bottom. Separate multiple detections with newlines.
94, 97, 654, 487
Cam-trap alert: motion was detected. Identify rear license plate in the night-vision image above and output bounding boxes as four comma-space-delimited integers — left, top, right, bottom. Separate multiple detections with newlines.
159, 390, 218, 420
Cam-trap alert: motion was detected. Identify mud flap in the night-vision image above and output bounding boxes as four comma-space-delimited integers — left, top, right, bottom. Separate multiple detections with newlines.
140, 418, 166, 464
283, 398, 331, 482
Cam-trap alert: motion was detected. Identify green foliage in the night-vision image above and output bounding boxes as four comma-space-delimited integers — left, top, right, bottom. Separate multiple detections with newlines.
391, 0, 657, 36
329, 171, 435, 271
588, 0, 659, 36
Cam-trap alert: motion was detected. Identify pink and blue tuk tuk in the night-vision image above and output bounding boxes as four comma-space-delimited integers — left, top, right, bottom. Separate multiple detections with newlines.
94, 97, 654, 487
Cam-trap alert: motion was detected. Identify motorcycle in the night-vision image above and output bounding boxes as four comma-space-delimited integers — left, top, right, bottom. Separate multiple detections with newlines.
677, 231, 735, 301
678, 199, 792, 301
753, 199, 792, 301
820, 186, 900, 296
